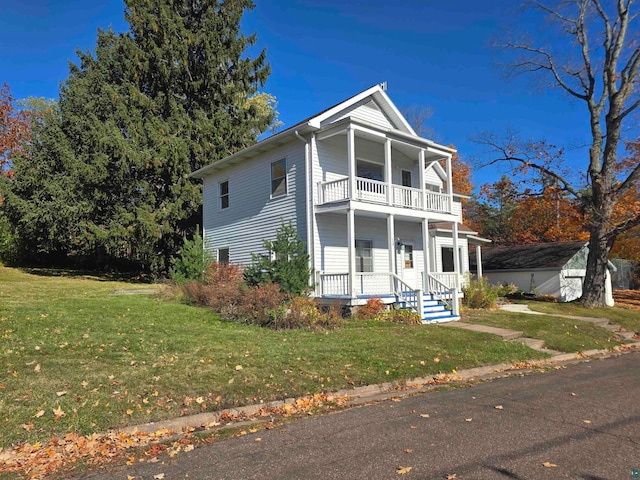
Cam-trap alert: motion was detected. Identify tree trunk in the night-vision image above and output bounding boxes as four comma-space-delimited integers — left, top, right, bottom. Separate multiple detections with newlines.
581, 223, 614, 307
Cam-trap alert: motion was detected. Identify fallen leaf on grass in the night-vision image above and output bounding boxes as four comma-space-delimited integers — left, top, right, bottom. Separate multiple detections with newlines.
56, 391, 67, 397
396, 466, 412, 475
34, 364, 41, 373
235, 365, 243, 371
542, 461, 557, 468
34, 410, 45, 418
494, 405, 504, 410
52, 405, 65, 418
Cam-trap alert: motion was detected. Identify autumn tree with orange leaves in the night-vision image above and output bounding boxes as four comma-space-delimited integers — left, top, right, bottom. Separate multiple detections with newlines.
0, 83, 31, 179
476, 1, 640, 306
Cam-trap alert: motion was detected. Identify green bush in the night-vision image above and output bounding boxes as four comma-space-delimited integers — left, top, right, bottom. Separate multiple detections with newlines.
169, 230, 213, 284
462, 277, 501, 309
244, 221, 312, 296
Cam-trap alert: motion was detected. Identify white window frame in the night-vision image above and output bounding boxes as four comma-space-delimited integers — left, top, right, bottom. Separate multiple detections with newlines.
355, 239, 373, 273
403, 243, 414, 269
401, 170, 412, 187
219, 180, 229, 210
271, 158, 287, 198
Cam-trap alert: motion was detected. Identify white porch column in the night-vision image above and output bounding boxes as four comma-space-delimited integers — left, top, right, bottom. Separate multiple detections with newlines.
387, 213, 395, 293
445, 154, 454, 213
422, 218, 430, 291
452, 221, 460, 316
475, 244, 483, 279
385, 138, 392, 205
419, 149, 426, 210
347, 127, 356, 200
347, 208, 356, 298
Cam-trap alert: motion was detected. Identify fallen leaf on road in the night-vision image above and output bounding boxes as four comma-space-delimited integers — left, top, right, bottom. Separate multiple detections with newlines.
465, 418, 473, 422
410, 426, 417, 429
446, 474, 457, 479
404, 449, 413, 453
570, 392, 576, 396
494, 405, 503, 410
542, 461, 557, 468
153, 474, 165, 479
396, 466, 412, 475
184, 444, 195, 451
420, 414, 430, 418
255, 437, 262, 442
583, 420, 592, 424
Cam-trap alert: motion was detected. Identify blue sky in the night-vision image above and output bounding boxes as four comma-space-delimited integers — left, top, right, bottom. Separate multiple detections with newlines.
0, 0, 592, 188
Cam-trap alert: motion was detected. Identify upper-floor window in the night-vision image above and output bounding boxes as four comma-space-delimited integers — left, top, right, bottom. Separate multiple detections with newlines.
220, 180, 229, 209
271, 159, 287, 197
401, 170, 412, 187
425, 183, 442, 193
357, 160, 383, 182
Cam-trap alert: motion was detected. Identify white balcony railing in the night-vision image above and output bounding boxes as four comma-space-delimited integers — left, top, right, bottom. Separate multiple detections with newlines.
318, 177, 451, 214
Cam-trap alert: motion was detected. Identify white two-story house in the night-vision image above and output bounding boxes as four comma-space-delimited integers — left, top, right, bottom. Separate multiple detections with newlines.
191, 84, 489, 322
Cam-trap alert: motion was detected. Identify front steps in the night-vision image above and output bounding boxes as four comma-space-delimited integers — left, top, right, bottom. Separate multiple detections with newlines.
397, 294, 459, 323
421, 299, 460, 323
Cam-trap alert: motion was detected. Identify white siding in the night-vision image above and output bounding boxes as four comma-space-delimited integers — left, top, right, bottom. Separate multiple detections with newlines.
202, 139, 307, 266
432, 234, 470, 274
484, 271, 558, 295
322, 99, 395, 130
424, 164, 444, 188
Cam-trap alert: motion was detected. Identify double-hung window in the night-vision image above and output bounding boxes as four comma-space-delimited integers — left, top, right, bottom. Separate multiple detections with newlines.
355, 239, 373, 273
220, 180, 229, 210
271, 159, 287, 197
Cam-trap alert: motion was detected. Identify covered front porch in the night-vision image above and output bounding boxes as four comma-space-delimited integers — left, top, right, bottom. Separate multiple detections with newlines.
312, 212, 479, 322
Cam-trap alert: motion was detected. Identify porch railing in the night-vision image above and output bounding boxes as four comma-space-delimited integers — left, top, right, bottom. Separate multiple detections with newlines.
318, 177, 451, 214
424, 273, 459, 316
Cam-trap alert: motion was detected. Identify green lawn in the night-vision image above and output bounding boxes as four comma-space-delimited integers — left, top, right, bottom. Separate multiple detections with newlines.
462, 309, 627, 353
522, 300, 640, 333
0, 267, 546, 448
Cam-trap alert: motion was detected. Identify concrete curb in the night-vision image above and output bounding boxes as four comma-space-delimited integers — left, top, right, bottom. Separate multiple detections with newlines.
119, 341, 640, 437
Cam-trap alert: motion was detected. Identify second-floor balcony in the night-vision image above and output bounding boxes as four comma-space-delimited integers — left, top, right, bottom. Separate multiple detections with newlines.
318, 176, 452, 214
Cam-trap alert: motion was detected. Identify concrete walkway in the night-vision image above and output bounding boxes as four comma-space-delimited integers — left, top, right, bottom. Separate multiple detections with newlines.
439, 303, 638, 355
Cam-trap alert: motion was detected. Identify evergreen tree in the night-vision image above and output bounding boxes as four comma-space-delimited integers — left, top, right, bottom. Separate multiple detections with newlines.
2, 1, 274, 272
244, 222, 312, 296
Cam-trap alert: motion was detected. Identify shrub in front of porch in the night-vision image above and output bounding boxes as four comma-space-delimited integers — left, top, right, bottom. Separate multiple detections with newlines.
354, 298, 386, 320
462, 277, 501, 309
180, 262, 340, 330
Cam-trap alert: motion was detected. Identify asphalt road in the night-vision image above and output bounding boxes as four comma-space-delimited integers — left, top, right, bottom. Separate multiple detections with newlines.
79, 351, 640, 480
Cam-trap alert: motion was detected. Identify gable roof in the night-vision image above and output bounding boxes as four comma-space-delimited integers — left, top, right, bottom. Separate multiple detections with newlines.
477, 241, 587, 271
191, 83, 454, 179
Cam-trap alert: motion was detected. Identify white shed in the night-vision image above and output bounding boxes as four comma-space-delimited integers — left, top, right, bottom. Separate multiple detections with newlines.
472, 241, 615, 306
